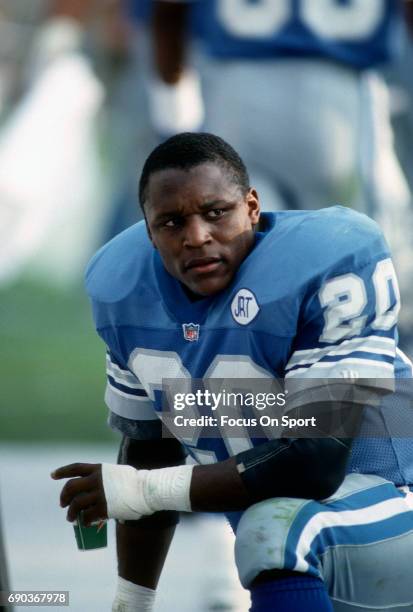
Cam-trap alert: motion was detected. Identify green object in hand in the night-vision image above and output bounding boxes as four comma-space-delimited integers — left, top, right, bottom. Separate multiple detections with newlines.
73, 512, 107, 551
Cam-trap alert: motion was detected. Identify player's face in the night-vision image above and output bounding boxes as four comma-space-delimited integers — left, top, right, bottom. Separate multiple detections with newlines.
144, 163, 260, 296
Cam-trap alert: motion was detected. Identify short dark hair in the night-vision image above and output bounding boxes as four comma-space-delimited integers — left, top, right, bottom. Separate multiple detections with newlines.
138, 132, 250, 209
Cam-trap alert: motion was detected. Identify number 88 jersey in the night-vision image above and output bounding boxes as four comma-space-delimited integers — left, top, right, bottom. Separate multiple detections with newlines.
191, 0, 401, 68
86, 206, 413, 483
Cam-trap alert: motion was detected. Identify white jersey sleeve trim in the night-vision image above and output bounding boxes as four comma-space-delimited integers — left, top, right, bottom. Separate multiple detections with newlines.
105, 384, 157, 421
106, 353, 145, 388
286, 357, 394, 378
396, 348, 413, 373
285, 336, 395, 371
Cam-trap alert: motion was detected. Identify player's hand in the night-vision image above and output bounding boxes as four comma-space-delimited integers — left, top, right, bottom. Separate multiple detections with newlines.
52, 462, 193, 522
51, 463, 107, 525
52, 462, 154, 522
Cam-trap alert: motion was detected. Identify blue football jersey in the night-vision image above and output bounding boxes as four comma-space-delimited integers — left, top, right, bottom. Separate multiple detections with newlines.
189, 0, 402, 68
86, 207, 413, 490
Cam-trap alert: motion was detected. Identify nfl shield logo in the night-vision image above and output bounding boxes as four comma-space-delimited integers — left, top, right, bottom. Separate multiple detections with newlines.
182, 323, 200, 342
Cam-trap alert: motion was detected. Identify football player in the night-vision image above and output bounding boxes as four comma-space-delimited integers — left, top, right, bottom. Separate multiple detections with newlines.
53, 133, 413, 611
149, 0, 410, 208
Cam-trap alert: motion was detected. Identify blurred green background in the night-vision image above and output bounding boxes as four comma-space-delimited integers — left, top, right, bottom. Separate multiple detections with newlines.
1, 280, 115, 442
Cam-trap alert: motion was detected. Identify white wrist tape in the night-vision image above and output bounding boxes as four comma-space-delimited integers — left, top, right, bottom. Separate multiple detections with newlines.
112, 577, 155, 612
145, 464, 194, 512
102, 464, 194, 521
102, 464, 152, 520
148, 68, 205, 135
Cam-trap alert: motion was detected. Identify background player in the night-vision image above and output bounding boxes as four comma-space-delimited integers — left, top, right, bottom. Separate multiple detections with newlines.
150, 0, 413, 347
150, 0, 411, 210
52, 133, 413, 611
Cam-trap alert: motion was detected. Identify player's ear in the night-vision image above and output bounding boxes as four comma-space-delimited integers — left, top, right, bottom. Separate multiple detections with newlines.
246, 188, 260, 226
